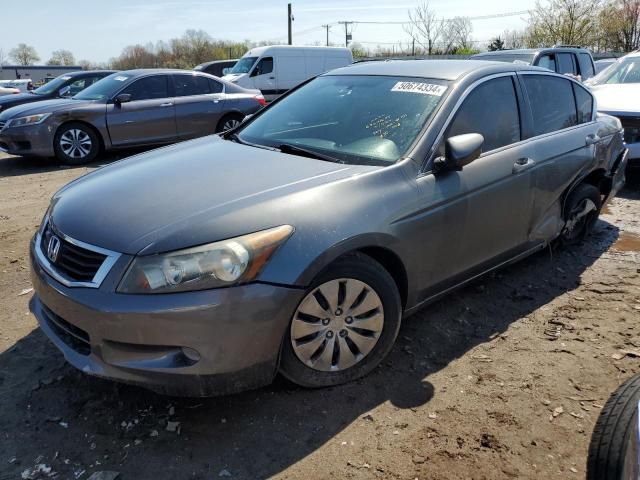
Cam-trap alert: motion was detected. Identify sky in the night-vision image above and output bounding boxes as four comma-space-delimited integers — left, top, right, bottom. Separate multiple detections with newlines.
0, 0, 537, 64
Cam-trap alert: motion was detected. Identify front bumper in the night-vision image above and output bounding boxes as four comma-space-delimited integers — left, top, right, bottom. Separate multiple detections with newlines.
0, 122, 56, 157
29, 240, 305, 396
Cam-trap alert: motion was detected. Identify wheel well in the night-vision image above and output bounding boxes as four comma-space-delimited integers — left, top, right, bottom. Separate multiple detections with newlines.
357, 246, 408, 308
216, 111, 244, 130
581, 169, 611, 197
55, 121, 105, 152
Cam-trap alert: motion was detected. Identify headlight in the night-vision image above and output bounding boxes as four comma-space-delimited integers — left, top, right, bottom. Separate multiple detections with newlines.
118, 225, 294, 294
8, 113, 51, 128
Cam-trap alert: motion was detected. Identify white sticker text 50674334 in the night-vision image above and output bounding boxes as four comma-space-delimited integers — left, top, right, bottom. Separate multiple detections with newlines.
391, 82, 447, 96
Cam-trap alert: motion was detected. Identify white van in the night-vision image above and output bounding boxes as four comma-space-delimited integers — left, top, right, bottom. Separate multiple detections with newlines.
222, 45, 353, 101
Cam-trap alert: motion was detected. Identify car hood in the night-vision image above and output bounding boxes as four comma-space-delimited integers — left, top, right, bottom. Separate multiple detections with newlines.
50, 135, 379, 255
591, 84, 640, 114
0, 98, 93, 120
0, 92, 46, 107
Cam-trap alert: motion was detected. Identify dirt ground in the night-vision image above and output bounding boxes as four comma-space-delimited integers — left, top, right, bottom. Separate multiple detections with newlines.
0, 151, 639, 480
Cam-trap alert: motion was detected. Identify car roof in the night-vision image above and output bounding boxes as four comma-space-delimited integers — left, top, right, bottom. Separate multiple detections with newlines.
326, 59, 545, 81
62, 70, 117, 77
474, 47, 591, 57
119, 68, 222, 77
196, 59, 238, 68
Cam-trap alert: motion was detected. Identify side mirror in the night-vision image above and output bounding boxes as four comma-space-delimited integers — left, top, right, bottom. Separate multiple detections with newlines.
114, 93, 132, 105
435, 133, 484, 172
58, 86, 71, 97
250, 67, 260, 77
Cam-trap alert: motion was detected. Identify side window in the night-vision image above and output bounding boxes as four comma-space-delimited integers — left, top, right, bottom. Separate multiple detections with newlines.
254, 57, 274, 76
577, 53, 595, 79
207, 78, 223, 93
523, 75, 577, 135
537, 54, 556, 72
573, 83, 594, 124
68, 79, 87, 95
174, 75, 211, 96
121, 76, 169, 101
556, 53, 576, 75
444, 76, 521, 153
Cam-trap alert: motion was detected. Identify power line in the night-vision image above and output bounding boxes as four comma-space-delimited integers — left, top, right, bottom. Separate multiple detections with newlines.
344, 10, 529, 25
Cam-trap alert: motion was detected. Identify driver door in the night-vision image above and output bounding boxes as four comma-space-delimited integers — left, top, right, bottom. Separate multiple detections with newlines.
413, 75, 537, 298
106, 75, 177, 147
251, 57, 276, 100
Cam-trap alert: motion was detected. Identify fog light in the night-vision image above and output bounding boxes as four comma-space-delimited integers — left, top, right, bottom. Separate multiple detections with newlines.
181, 347, 201, 362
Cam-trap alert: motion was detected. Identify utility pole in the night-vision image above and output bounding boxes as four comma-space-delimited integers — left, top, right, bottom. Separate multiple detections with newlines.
322, 24, 331, 46
287, 3, 293, 45
338, 21, 353, 47
411, 38, 415, 56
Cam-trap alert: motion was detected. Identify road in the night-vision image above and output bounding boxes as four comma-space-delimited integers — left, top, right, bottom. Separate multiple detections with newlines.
1, 151, 639, 480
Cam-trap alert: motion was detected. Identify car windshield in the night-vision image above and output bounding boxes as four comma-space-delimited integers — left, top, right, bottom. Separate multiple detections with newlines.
33, 75, 72, 95
228, 56, 258, 74
73, 73, 131, 101
238, 75, 450, 166
588, 57, 640, 85
474, 53, 536, 65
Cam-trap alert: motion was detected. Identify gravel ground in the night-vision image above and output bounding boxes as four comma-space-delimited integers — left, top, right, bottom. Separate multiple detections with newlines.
0, 151, 639, 480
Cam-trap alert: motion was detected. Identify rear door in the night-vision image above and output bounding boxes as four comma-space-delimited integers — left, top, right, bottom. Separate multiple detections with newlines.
172, 74, 224, 139
414, 74, 537, 296
518, 73, 597, 238
106, 75, 177, 147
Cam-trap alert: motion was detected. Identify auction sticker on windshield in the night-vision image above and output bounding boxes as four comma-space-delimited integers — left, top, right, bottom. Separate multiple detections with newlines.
391, 82, 447, 96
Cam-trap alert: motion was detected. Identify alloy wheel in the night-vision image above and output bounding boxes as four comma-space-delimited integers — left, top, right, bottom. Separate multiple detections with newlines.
60, 129, 92, 159
563, 198, 597, 242
290, 278, 384, 372
222, 118, 241, 131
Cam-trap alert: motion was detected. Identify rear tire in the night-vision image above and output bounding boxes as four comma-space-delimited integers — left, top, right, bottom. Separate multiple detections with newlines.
587, 374, 640, 480
559, 183, 601, 246
279, 253, 402, 388
216, 113, 244, 133
53, 122, 100, 165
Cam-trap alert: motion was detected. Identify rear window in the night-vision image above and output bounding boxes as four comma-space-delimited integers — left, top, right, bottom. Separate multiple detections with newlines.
573, 83, 593, 124
577, 53, 595, 79
523, 75, 577, 135
174, 75, 210, 96
473, 53, 535, 65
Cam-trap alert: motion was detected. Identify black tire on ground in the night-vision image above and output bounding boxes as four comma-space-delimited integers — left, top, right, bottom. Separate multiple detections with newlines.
559, 183, 602, 246
587, 374, 640, 480
279, 252, 402, 388
215, 113, 245, 133
53, 122, 101, 165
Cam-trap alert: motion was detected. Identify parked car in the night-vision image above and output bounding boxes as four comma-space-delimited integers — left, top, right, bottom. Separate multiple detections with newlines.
0, 86, 19, 97
194, 59, 237, 77
0, 70, 115, 113
594, 58, 617, 74
0, 79, 35, 93
29, 60, 626, 397
0, 69, 265, 164
588, 51, 640, 173
222, 45, 353, 101
472, 46, 596, 81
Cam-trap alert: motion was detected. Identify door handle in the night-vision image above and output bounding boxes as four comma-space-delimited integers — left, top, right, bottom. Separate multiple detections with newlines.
269, 76, 275, 79
159, 102, 173, 107
512, 157, 536, 174
585, 134, 600, 146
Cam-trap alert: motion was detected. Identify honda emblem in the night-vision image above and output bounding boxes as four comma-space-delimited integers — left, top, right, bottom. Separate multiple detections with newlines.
47, 235, 61, 263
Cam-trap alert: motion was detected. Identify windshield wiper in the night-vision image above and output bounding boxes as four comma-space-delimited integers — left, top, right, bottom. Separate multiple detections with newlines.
277, 143, 343, 163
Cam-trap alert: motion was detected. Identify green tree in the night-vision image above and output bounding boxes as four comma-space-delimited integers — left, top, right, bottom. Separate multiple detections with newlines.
48, 49, 76, 66
488, 36, 506, 51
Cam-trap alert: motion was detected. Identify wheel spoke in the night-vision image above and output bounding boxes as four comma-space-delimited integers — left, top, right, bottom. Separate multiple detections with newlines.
292, 318, 327, 339
347, 328, 379, 354
349, 311, 384, 333
336, 335, 359, 370
294, 333, 326, 362
297, 293, 328, 320
342, 279, 365, 311
312, 335, 336, 370
348, 289, 381, 318
317, 281, 340, 313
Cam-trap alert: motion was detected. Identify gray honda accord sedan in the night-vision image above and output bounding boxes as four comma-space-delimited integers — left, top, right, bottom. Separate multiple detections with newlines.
30, 60, 627, 396
0, 69, 265, 164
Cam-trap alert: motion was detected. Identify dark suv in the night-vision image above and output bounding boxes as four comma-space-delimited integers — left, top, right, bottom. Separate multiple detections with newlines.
472, 46, 596, 81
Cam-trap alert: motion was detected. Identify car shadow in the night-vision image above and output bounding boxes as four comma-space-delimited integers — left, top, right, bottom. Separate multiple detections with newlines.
0, 218, 620, 479
0, 149, 151, 177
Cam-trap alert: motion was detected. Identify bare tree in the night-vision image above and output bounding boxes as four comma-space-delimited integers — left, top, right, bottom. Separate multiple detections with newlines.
440, 17, 474, 53
0, 48, 6, 66
404, 1, 444, 55
502, 29, 526, 49
528, 0, 601, 47
48, 49, 76, 66
599, 0, 640, 51
9, 44, 40, 66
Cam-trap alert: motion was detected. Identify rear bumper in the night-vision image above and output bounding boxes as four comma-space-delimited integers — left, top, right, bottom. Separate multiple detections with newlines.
29, 239, 305, 396
0, 123, 55, 157
604, 148, 628, 206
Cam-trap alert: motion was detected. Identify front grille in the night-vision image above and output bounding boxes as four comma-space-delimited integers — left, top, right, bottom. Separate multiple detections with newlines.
620, 116, 640, 144
40, 223, 107, 283
41, 304, 91, 356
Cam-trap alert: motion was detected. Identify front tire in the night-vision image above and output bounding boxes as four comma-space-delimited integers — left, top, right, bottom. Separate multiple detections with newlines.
559, 183, 601, 246
587, 374, 640, 480
53, 122, 100, 165
279, 253, 402, 388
